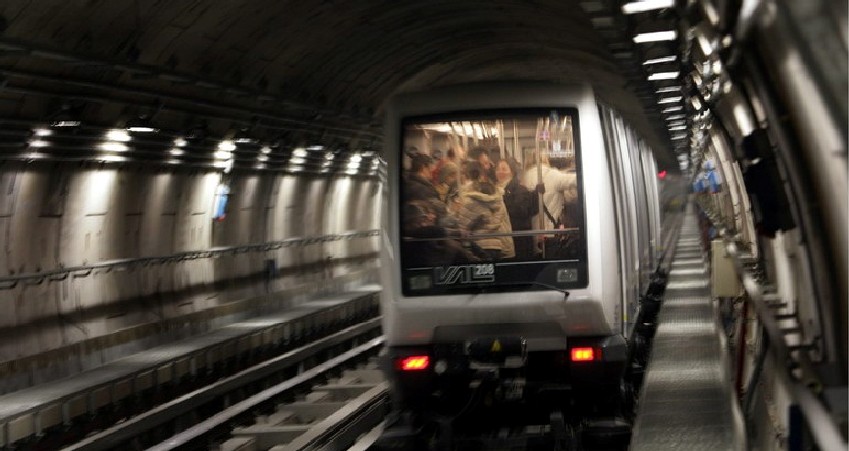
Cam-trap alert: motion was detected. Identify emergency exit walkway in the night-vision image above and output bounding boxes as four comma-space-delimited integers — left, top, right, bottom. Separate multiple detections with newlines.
629, 207, 745, 450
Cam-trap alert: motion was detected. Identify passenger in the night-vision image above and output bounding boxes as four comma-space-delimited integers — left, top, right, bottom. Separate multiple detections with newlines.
405, 153, 441, 204
402, 201, 478, 266
522, 152, 578, 230
431, 147, 459, 184
456, 162, 515, 261
468, 146, 496, 183
496, 158, 539, 260
434, 161, 460, 205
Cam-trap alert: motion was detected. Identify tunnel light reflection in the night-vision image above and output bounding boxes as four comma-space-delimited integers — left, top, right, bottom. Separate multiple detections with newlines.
33, 128, 52, 137
28, 139, 49, 148
169, 148, 184, 156
174, 137, 187, 147
293, 148, 308, 158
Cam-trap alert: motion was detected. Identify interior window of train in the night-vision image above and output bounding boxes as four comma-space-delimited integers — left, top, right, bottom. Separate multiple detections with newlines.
399, 108, 588, 296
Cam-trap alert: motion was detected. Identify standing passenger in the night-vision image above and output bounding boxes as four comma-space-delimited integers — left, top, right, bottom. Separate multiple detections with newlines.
456, 162, 515, 260
496, 158, 539, 259
523, 153, 577, 230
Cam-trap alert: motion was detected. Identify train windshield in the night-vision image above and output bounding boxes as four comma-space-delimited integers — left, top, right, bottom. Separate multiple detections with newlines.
399, 108, 588, 296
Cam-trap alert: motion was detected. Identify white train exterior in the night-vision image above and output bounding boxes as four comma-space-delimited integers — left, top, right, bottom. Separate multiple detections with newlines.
380, 83, 662, 428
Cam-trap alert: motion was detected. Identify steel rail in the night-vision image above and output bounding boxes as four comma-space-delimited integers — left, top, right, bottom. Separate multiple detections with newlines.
64, 318, 383, 451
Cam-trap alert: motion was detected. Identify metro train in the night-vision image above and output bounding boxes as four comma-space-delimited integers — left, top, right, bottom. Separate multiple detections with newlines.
378, 83, 667, 446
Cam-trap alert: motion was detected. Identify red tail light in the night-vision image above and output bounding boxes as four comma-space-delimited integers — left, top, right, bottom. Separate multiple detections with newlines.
570, 347, 598, 362
398, 355, 430, 371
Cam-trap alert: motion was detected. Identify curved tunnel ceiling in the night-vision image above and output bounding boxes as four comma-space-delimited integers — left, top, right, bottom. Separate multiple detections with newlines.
0, 0, 681, 170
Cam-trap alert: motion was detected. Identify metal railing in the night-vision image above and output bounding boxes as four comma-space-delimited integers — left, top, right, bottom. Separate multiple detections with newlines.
0, 230, 380, 290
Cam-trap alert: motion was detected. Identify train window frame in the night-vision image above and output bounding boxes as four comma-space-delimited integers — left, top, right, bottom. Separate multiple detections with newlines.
397, 107, 589, 297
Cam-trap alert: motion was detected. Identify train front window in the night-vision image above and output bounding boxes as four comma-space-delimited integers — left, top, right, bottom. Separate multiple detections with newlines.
399, 109, 588, 296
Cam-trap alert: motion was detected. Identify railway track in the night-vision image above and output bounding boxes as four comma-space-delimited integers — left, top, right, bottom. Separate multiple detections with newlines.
62, 319, 383, 450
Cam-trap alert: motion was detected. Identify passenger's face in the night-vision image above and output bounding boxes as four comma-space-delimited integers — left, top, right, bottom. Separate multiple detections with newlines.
496, 161, 512, 183
479, 153, 492, 168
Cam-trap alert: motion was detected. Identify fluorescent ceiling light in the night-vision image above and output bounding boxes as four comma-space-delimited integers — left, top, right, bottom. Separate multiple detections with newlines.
169, 148, 184, 156
292, 148, 308, 158
648, 71, 680, 81
671, 133, 687, 140
127, 125, 157, 133
668, 125, 687, 131
662, 106, 684, 113
214, 150, 233, 160
633, 31, 677, 43
217, 140, 236, 152
28, 139, 49, 148
622, 0, 675, 14
33, 128, 52, 137
106, 129, 131, 142
260, 146, 272, 154
668, 120, 686, 127
643, 55, 677, 65
658, 96, 683, 104
666, 114, 686, 120
656, 86, 681, 93
100, 142, 128, 152
174, 138, 187, 147
51, 120, 81, 128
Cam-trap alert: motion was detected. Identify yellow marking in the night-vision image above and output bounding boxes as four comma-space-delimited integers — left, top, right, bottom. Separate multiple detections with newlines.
491, 339, 502, 353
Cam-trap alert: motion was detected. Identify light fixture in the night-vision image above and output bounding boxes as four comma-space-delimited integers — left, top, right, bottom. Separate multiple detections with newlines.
658, 96, 683, 104
51, 120, 81, 128
126, 117, 158, 133
33, 128, 52, 137
643, 55, 677, 65
169, 148, 184, 156
105, 129, 131, 142
668, 125, 687, 131
174, 137, 187, 148
217, 140, 236, 152
622, 0, 674, 14
656, 86, 681, 93
260, 146, 272, 154
292, 148, 308, 158
100, 142, 129, 152
665, 114, 686, 121
28, 139, 49, 148
633, 31, 677, 44
648, 72, 680, 81
690, 97, 703, 111
662, 106, 683, 113
668, 120, 686, 127
233, 129, 257, 144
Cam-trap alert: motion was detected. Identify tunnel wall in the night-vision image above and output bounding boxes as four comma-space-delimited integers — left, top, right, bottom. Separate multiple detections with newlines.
0, 161, 381, 393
